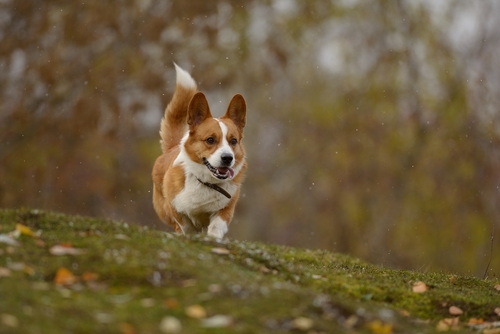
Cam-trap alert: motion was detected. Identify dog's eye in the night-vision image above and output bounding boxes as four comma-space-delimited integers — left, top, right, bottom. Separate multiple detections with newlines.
206, 137, 215, 145
229, 138, 237, 146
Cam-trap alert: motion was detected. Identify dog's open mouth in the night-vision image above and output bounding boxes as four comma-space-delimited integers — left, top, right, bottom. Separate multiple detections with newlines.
203, 158, 235, 180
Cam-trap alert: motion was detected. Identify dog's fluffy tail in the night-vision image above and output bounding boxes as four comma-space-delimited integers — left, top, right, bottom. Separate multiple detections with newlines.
160, 64, 197, 153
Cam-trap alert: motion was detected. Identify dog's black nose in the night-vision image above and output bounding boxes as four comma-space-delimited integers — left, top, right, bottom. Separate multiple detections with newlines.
221, 153, 233, 165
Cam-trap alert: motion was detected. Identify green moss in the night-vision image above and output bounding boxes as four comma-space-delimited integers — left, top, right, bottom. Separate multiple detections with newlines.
0, 208, 498, 333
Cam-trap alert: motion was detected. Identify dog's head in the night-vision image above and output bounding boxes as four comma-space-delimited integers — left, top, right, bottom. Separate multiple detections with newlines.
184, 92, 246, 181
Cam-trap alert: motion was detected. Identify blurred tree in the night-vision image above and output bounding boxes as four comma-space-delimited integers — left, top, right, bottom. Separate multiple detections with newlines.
1, 0, 499, 276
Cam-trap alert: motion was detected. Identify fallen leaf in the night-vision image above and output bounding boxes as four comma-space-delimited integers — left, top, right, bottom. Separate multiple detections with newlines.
201, 315, 233, 328
367, 320, 393, 334
495, 307, 500, 316
468, 318, 484, 325
412, 281, 428, 293
0, 314, 19, 328
436, 319, 450, 332
120, 322, 136, 334
211, 247, 230, 255
185, 305, 207, 319
449, 306, 463, 315
399, 310, 410, 317
54, 267, 77, 285
159, 316, 182, 334
23, 265, 35, 276
0, 234, 19, 246
291, 317, 314, 331
49, 244, 85, 256
0, 267, 11, 277
259, 266, 271, 274
7, 262, 26, 271
35, 239, 46, 247
484, 329, 500, 334
494, 284, 500, 291
81, 272, 98, 282
164, 298, 179, 309
436, 317, 459, 332
15, 224, 38, 237
344, 315, 359, 329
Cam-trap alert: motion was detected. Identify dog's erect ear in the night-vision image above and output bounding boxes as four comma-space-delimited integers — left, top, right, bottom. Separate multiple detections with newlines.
222, 94, 246, 130
188, 92, 213, 129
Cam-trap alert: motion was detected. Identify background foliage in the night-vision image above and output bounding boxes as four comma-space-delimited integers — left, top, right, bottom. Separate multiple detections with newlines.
1, 0, 500, 276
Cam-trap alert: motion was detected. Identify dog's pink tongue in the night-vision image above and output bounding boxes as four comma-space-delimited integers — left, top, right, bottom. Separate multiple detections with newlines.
218, 167, 234, 178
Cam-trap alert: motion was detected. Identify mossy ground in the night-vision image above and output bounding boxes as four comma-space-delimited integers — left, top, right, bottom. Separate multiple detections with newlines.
0, 208, 499, 333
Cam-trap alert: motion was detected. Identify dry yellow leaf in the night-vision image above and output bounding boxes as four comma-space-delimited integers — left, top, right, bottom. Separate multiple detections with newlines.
367, 320, 393, 334
54, 267, 77, 285
185, 305, 207, 319
468, 318, 484, 325
15, 224, 38, 237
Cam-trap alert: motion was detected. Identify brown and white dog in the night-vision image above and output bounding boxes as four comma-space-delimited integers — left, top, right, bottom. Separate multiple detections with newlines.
152, 64, 247, 239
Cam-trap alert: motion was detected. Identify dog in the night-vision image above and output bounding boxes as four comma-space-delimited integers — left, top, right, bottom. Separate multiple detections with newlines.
152, 64, 247, 239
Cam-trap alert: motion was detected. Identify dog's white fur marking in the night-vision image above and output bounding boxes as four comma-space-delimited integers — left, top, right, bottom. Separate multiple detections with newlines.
207, 216, 228, 239
206, 119, 233, 169
174, 63, 196, 88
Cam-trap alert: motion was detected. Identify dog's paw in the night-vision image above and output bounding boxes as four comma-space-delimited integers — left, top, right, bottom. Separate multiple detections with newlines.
207, 217, 228, 239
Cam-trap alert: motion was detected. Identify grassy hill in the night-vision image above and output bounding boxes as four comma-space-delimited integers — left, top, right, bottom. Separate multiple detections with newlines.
0, 208, 499, 333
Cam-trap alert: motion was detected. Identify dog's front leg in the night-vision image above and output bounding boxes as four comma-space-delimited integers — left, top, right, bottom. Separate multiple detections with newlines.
207, 215, 229, 239
207, 186, 240, 239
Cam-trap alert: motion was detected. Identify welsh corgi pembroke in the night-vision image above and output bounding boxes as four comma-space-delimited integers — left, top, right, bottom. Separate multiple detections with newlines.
152, 64, 247, 239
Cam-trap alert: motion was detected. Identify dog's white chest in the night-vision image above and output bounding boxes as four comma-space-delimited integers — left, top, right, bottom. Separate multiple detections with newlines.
172, 175, 235, 218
